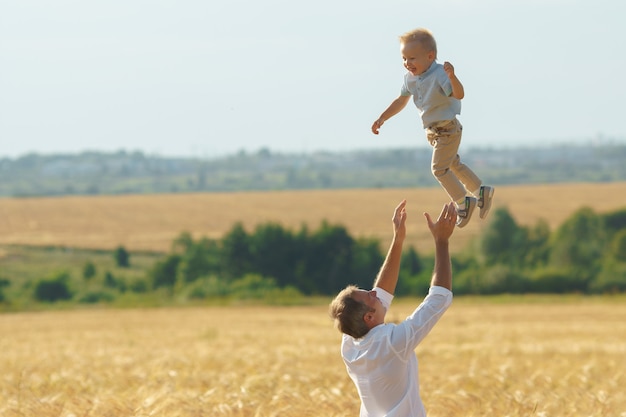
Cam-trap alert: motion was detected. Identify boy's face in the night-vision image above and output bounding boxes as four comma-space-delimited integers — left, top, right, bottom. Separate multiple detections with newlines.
401, 41, 435, 76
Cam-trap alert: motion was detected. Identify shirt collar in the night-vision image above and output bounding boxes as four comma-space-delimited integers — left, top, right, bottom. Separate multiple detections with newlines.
418, 61, 438, 79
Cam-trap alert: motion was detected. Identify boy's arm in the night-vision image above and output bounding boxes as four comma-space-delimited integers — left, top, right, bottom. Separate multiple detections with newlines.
373, 200, 407, 295
372, 95, 411, 134
443, 61, 465, 100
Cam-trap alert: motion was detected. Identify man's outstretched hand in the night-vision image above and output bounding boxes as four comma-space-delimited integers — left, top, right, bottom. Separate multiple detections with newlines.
424, 202, 457, 243
392, 199, 407, 241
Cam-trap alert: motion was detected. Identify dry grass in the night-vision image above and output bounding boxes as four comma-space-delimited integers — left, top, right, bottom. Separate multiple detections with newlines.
1, 182, 626, 254
0, 299, 624, 416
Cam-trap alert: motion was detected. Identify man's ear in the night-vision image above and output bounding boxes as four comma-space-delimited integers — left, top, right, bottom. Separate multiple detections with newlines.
363, 312, 374, 325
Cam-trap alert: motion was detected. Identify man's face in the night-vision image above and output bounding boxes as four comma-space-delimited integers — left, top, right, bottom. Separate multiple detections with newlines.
401, 40, 435, 76
352, 289, 386, 326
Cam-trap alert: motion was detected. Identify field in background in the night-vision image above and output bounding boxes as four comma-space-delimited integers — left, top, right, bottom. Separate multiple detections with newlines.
1, 182, 626, 255
1, 298, 624, 416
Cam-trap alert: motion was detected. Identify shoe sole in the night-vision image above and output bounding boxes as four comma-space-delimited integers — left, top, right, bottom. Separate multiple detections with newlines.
456, 197, 477, 228
479, 187, 495, 219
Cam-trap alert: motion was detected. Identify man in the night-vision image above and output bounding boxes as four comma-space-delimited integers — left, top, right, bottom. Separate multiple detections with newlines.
329, 200, 456, 416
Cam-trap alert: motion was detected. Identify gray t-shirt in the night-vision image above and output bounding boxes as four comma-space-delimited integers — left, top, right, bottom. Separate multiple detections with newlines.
401, 61, 461, 128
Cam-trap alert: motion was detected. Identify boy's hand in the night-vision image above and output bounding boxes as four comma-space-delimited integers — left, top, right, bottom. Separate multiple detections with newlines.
443, 61, 465, 99
371, 118, 385, 135
443, 61, 455, 78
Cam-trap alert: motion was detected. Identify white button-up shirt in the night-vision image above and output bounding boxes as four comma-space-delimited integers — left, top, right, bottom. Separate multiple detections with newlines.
341, 286, 453, 417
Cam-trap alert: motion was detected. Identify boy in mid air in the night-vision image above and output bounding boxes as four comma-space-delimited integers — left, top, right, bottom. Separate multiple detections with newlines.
371, 27, 494, 227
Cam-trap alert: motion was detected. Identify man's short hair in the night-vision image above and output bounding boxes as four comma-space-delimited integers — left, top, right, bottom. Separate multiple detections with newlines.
329, 285, 373, 339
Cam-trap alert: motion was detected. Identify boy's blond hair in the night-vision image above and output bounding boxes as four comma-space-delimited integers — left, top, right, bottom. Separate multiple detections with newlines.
399, 28, 438, 59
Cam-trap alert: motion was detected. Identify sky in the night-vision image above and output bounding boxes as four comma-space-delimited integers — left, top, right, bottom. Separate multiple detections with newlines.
1, 0, 625, 159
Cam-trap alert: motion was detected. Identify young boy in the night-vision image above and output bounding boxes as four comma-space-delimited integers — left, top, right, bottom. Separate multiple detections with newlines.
371, 27, 494, 227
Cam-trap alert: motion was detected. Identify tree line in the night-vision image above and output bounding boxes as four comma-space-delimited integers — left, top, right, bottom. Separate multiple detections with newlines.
3, 144, 626, 197
148, 205, 626, 297
151, 221, 384, 297
455, 206, 626, 294
3, 204, 626, 306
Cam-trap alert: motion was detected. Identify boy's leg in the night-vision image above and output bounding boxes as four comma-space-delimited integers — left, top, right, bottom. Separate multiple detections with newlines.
427, 119, 466, 203
449, 155, 482, 195
449, 155, 494, 220
444, 127, 494, 219
427, 119, 477, 227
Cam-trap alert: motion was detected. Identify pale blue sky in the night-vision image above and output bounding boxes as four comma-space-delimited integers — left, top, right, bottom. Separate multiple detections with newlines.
1, 0, 625, 159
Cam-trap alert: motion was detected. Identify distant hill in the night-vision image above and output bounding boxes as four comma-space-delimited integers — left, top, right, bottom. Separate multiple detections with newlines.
1, 143, 625, 197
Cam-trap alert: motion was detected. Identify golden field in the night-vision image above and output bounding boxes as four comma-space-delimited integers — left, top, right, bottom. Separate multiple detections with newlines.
1, 182, 626, 254
1, 298, 625, 416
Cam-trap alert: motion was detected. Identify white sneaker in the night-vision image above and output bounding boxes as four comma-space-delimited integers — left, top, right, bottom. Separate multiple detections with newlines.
456, 196, 477, 228
478, 186, 495, 219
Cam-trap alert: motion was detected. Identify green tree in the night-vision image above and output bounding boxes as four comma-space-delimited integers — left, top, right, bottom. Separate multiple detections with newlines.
114, 246, 130, 268
220, 223, 252, 280
104, 271, 117, 288
178, 238, 220, 283
523, 219, 551, 268
82, 261, 96, 280
602, 208, 626, 237
248, 223, 297, 288
349, 238, 384, 291
305, 221, 358, 295
401, 246, 422, 276
150, 254, 181, 290
549, 207, 607, 290
610, 229, 626, 261
172, 231, 194, 253
479, 207, 527, 267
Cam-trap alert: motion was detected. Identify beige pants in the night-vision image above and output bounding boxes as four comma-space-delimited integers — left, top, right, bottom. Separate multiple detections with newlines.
426, 118, 482, 203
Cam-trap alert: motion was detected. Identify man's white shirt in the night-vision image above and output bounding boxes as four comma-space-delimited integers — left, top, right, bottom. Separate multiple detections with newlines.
341, 286, 452, 417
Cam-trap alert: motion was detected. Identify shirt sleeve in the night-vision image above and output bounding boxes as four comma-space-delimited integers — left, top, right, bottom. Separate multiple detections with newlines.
388, 286, 452, 357
437, 67, 453, 97
373, 286, 393, 310
400, 74, 412, 96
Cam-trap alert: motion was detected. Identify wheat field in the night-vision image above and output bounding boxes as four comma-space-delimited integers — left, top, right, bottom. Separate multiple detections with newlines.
1, 298, 625, 416
2, 184, 626, 415
1, 182, 626, 254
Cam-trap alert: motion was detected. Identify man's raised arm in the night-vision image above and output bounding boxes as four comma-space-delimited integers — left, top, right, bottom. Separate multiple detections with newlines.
423, 202, 457, 291
373, 200, 407, 295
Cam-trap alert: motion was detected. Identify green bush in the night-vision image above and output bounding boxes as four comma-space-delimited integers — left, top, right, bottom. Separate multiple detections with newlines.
262, 286, 305, 305
82, 261, 96, 280
610, 230, 626, 261
34, 272, 73, 302
480, 265, 530, 294
0, 278, 9, 302
185, 276, 230, 300
529, 268, 589, 293
102, 272, 127, 292
230, 274, 278, 299
395, 270, 431, 297
78, 290, 116, 304
129, 278, 149, 293
590, 262, 626, 294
